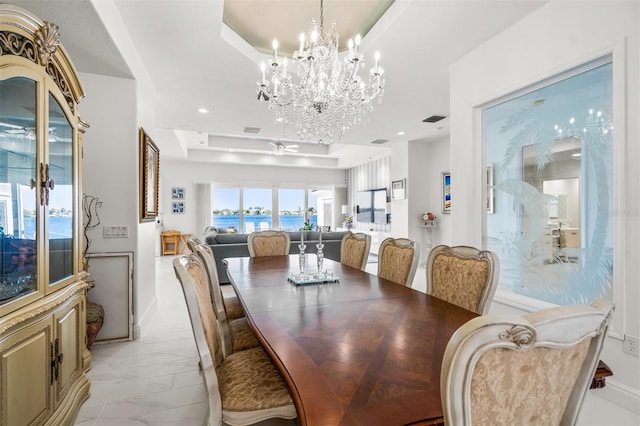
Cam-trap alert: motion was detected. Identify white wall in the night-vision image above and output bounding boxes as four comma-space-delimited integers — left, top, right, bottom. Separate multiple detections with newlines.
390, 142, 408, 236
160, 160, 346, 238
80, 72, 139, 337
90, 0, 160, 339
407, 140, 430, 262
450, 0, 639, 413
425, 136, 451, 247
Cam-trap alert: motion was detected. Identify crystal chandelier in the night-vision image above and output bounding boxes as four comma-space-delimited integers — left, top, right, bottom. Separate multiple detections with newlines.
256, 0, 385, 144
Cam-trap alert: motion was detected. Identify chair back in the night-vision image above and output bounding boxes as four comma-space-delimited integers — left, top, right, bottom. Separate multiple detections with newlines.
186, 236, 202, 253
340, 232, 372, 271
173, 255, 224, 426
441, 300, 614, 426
377, 237, 420, 287
426, 245, 499, 314
247, 230, 291, 257
192, 243, 233, 358
244, 222, 256, 233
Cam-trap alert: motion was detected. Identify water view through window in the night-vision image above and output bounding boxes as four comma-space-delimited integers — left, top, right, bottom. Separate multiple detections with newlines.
212, 187, 318, 232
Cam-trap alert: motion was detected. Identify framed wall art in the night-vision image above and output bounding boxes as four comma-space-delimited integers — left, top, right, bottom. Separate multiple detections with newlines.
442, 172, 451, 213
391, 179, 406, 200
172, 201, 185, 214
172, 187, 185, 200
139, 127, 160, 222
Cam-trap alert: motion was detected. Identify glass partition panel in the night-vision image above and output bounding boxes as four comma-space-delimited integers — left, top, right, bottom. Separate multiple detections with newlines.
483, 60, 613, 305
47, 93, 74, 284
0, 77, 38, 304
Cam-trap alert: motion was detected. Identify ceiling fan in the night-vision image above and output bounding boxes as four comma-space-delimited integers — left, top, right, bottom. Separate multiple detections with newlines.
0, 121, 70, 142
269, 141, 298, 155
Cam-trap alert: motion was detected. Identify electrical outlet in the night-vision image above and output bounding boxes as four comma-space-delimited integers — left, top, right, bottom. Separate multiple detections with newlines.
623, 335, 639, 357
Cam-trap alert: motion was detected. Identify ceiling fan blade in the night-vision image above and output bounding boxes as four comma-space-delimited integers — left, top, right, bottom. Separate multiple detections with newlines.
269, 142, 278, 147
287, 144, 299, 148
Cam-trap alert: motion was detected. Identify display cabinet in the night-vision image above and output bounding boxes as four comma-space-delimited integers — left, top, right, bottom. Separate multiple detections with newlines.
0, 5, 90, 424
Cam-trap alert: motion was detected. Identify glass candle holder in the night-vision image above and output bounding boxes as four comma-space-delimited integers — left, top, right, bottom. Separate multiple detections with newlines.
316, 243, 324, 273
298, 243, 306, 273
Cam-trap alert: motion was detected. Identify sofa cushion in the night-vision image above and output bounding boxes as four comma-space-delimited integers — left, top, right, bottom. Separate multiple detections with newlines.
215, 234, 249, 244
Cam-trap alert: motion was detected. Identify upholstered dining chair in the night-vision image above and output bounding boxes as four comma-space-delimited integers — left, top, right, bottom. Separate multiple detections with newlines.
426, 245, 499, 314
377, 237, 420, 287
247, 230, 291, 257
187, 237, 245, 321
192, 243, 259, 358
441, 299, 614, 426
340, 232, 372, 271
173, 255, 297, 426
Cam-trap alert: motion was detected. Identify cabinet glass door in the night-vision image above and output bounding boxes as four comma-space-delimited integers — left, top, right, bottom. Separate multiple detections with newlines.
47, 93, 74, 285
0, 77, 38, 305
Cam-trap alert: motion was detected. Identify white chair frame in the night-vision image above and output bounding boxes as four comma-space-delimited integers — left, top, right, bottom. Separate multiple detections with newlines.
441, 300, 614, 426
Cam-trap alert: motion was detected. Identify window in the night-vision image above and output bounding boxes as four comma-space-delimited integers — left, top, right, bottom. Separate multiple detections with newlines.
243, 188, 272, 232
483, 58, 613, 306
212, 188, 240, 232
278, 189, 305, 231
213, 187, 326, 232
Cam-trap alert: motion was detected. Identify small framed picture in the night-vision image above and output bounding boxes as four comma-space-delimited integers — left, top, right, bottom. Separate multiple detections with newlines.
391, 179, 406, 200
172, 187, 185, 200
172, 201, 185, 214
442, 172, 451, 213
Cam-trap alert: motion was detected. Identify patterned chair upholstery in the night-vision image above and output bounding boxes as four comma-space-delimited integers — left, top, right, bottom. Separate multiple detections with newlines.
188, 237, 244, 321
426, 245, 499, 314
441, 300, 614, 426
377, 237, 420, 287
173, 255, 296, 425
340, 232, 372, 271
247, 230, 291, 257
192, 243, 258, 358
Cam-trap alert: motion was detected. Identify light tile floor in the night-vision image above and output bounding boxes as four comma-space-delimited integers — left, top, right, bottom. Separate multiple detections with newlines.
74, 255, 639, 425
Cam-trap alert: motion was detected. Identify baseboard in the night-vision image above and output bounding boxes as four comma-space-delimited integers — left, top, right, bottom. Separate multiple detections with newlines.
595, 378, 640, 415
133, 296, 158, 340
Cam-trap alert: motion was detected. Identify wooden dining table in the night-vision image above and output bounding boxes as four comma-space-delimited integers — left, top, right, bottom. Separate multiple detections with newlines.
224, 255, 478, 426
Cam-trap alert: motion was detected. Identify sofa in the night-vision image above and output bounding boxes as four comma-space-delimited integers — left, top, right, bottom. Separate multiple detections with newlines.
204, 227, 349, 284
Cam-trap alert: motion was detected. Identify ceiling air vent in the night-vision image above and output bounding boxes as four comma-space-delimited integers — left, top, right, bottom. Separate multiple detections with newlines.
370, 139, 389, 145
422, 115, 446, 123
243, 127, 261, 134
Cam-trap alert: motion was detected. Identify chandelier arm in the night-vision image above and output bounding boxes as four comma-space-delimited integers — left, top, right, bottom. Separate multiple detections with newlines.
341, 62, 359, 92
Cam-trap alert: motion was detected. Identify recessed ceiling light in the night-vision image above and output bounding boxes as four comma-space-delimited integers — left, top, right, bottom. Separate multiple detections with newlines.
198, 108, 209, 113
397, 131, 405, 136
572, 153, 582, 157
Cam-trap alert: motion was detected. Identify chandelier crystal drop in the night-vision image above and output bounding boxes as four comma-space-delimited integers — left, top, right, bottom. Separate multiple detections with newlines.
256, 0, 385, 144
